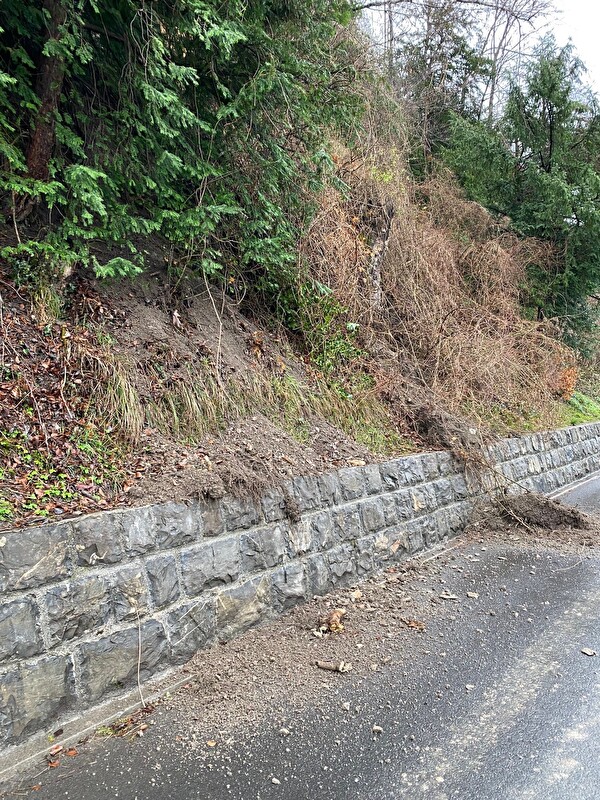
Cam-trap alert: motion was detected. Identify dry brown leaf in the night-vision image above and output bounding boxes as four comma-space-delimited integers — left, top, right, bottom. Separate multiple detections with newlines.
321, 608, 347, 633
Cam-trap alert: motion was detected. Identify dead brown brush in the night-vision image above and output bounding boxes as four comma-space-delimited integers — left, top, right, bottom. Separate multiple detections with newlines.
301, 129, 576, 441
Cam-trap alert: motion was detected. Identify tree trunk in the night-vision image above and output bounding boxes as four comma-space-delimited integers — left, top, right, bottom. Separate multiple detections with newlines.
26, 0, 67, 184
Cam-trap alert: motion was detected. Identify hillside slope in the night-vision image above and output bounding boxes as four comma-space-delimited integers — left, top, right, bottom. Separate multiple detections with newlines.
1, 148, 593, 530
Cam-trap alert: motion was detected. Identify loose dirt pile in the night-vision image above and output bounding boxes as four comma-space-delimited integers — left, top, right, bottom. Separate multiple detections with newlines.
158, 557, 448, 741
0, 266, 388, 529
474, 491, 600, 550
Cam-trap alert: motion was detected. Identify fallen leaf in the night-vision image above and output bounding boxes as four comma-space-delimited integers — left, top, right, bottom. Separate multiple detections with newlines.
349, 590, 363, 602
321, 608, 347, 633
48, 744, 63, 757
31, 785, 42, 791
466, 592, 479, 599
65, 747, 78, 757
581, 648, 597, 657
206, 740, 217, 748
47, 760, 60, 769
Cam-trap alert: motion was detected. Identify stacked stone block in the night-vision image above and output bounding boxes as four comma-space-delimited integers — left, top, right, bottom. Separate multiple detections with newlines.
2, 421, 600, 749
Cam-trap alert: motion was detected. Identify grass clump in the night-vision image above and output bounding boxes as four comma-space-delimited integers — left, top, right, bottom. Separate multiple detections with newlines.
561, 392, 600, 426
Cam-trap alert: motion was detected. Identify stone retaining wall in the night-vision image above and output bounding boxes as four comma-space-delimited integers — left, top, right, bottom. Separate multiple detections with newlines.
2, 421, 600, 751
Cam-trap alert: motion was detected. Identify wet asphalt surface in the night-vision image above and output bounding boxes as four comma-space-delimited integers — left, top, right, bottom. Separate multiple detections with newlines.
552, 470, 600, 515
4, 479, 600, 800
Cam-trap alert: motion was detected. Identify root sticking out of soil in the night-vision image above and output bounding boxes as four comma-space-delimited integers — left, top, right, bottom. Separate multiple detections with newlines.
498, 492, 591, 531
474, 491, 600, 550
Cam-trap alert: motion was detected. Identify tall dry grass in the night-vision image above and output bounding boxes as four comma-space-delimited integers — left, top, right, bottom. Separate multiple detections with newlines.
300, 129, 575, 435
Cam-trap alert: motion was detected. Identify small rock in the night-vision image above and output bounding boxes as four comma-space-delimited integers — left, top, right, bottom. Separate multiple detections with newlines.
279, 727, 291, 736
341, 702, 351, 712
372, 725, 384, 734
272, 777, 281, 785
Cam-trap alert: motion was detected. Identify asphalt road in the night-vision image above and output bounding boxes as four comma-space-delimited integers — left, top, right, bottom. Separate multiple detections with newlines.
552, 470, 600, 515
4, 477, 600, 800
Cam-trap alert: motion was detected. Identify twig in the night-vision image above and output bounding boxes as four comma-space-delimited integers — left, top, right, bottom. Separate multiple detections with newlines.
496, 501, 537, 534
203, 272, 228, 396
11, 191, 22, 245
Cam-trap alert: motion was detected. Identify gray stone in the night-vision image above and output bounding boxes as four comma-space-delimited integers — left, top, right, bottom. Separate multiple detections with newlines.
444, 502, 472, 535
0, 598, 42, 661
306, 554, 332, 596
410, 484, 437, 515
287, 519, 313, 556
405, 519, 427, 554
155, 502, 201, 548
167, 598, 216, 663
380, 495, 399, 527
74, 513, 124, 567
332, 504, 362, 542
317, 473, 341, 506
292, 475, 321, 512
508, 438, 524, 458
45, 576, 111, 645
327, 544, 355, 584
419, 453, 441, 481
394, 489, 414, 521
146, 555, 180, 609
120, 506, 156, 556
373, 528, 408, 563
356, 535, 375, 574
437, 451, 458, 476
111, 567, 150, 621
0, 524, 71, 592
359, 499, 386, 533
272, 564, 307, 611
362, 464, 383, 495
431, 478, 454, 507
423, 512, 442, 547
309, 511, 335, 551
216, 576, 271, 641
181, 536, 240, 596
79, 620, 167, 703
450, 474, 469, 500
379, 457, 424, 490
261, 488, 287, 523
200, 500, 225, 537
338, 468, 365, 501
240, 525, 286, 572
0, 656, 74, 745
222, 496, 261, 531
